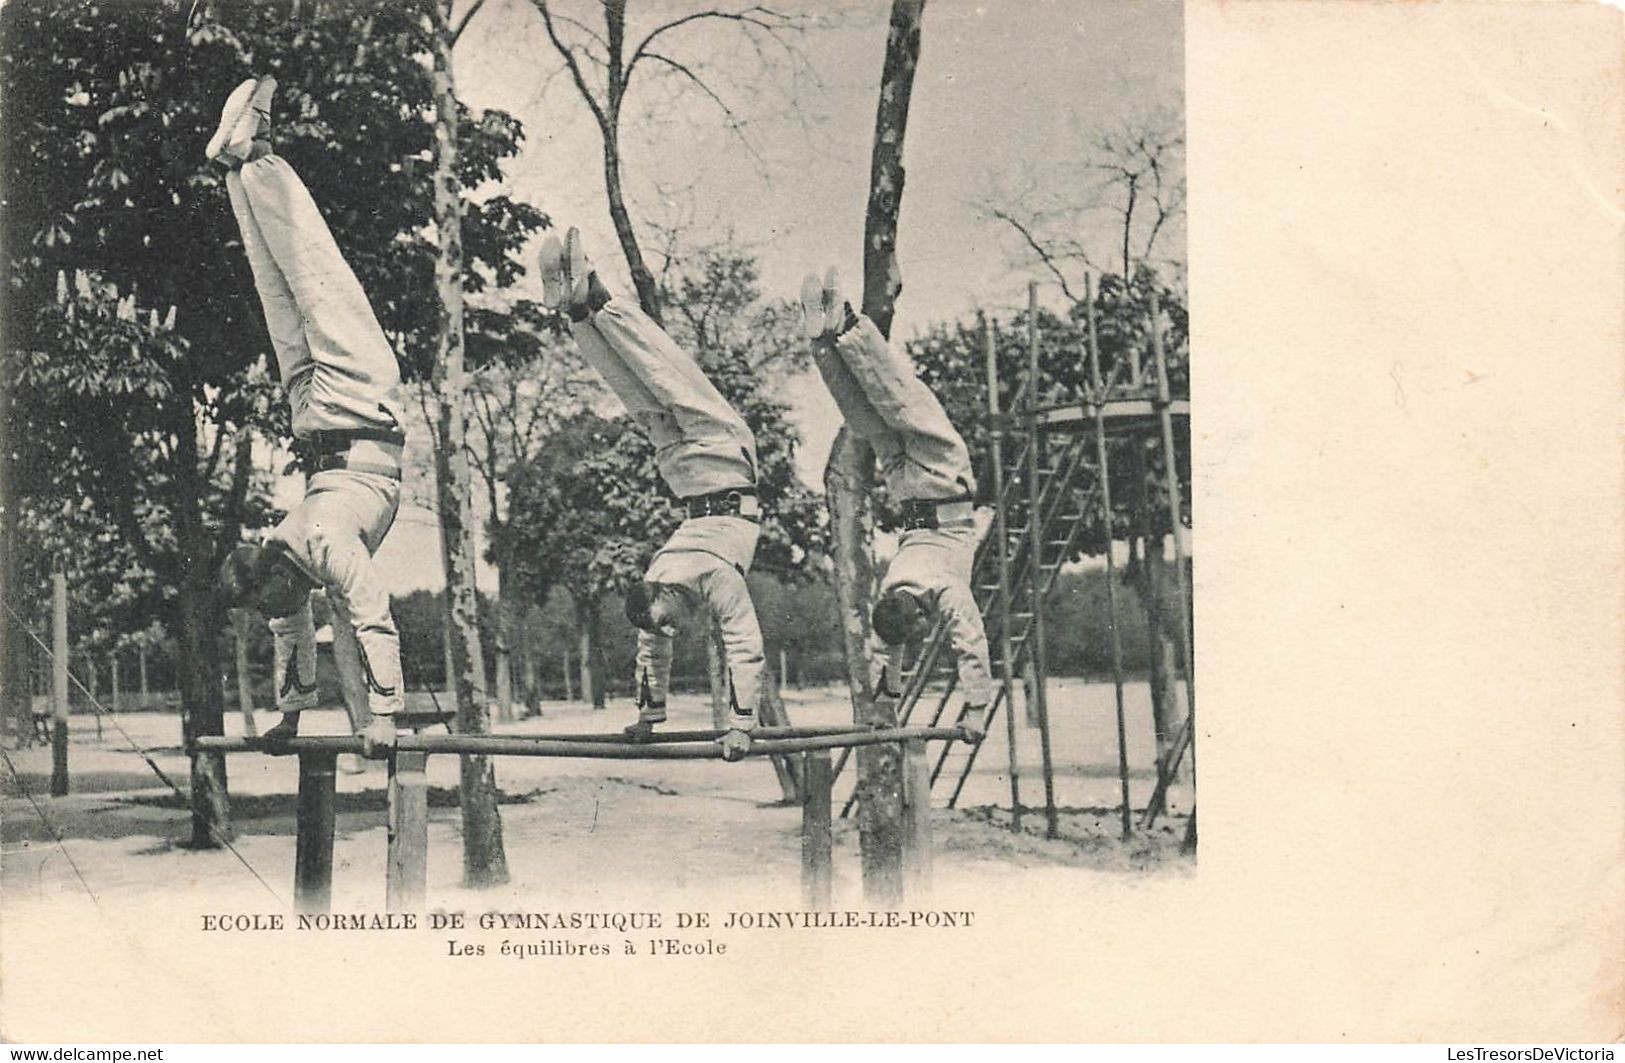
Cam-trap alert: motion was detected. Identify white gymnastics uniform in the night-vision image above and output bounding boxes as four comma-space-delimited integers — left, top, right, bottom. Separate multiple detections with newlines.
814, 314, 993, 707
226, 153, 406, 720
570, 298, 764, 729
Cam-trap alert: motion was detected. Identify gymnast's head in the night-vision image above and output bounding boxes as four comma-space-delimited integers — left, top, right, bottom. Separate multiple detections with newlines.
625, 580, 700, 637
872, 588, 932, 647
219, 543, 313, 619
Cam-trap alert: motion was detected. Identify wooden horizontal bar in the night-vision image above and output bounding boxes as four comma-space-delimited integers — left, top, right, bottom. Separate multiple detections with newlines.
1032, 399, 1190, 426
191, 727, 964, 760
496, 724, 876, 744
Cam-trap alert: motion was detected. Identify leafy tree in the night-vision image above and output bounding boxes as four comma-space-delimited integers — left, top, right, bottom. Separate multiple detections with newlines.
749, 571, 844, 685
904, 269, 1190, 540
463, 304, 590, 719
0, 0, 542, 843
502, 412, 647, 708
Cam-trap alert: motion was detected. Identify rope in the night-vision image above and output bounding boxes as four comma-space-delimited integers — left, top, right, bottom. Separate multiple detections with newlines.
0, 744, 102, 910
0, 594, 287, 906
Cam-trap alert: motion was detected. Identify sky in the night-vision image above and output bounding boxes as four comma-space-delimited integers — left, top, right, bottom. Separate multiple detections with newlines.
347, 0, 1187, 591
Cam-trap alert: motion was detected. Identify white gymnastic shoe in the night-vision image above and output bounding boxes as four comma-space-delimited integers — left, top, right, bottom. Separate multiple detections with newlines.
358, 715, 398, 759
799, 266, 846, 341
537, 226, 592, 311
206, 76, 275, 166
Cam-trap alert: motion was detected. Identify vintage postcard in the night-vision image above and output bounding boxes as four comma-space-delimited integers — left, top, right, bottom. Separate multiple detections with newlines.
1, 0, 1619, 1045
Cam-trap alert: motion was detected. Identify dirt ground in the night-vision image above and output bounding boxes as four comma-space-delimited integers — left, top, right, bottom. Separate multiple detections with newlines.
1, 678, 1193, 913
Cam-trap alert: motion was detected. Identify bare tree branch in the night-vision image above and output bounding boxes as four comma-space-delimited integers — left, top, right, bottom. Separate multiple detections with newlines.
982, 110, 1185, 306
530, 0, 609, 131
551, 10, 609, 52
639, 51, 765, 168
987, 205, 1087, 303
449, 0, 489, 44
625, 6, 801, 80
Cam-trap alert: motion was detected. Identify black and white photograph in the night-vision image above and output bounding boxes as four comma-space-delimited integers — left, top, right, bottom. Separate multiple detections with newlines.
0, 0, 1619, 1048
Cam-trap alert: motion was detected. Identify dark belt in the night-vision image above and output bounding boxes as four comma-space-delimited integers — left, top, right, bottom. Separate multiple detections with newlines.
309, 450, 402, 480
682, 487, 759, 522
308, 427, 406, 449
899, 494, 974, 531
304, 429, 405, 481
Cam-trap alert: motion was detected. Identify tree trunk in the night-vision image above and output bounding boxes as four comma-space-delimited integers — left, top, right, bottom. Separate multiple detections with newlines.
573, 594, 607, 710
430, 0, 507, 887
441, 608, 456, 696
602, 129, 663, 325
589, 597, 608, 710
562, 646, 575, 703
485, 502, 514, 721
173, 426, 230, 848
826, 428, 899, 900
860, 0, 925, 335
522, 642, 540, 715
493, 565, 513, 723
577, 629, 592, 705
231, 610, 257, 737
844, 0, 927, 906
138, 643, 148, 701
825, 431, 878, 717
461, 508, 488, 707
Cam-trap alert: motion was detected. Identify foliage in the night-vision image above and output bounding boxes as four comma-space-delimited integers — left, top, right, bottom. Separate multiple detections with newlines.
903, 268, 1191, 548
0, 0, 544, 687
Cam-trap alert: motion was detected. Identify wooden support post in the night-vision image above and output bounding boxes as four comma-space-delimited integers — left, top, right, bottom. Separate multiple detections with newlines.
1086, 275, 1135, 839
1149, 285, 1197, 792
983, 319, 1023, 832
1026, 283, 1059, 840
387, 752, 429, 912
900, 738, 932, 899
801, 749, 833, 908
294, 751, 337, 914
50, 568, 68, 796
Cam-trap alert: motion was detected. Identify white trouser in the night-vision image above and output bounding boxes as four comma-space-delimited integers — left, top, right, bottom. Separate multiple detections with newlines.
226, 154, 406, 439
268, 469, 403, 718
635, 516, 763, 728
871, 520, 993, 708
820, 314, 975, 501
571, 298, 757, 498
